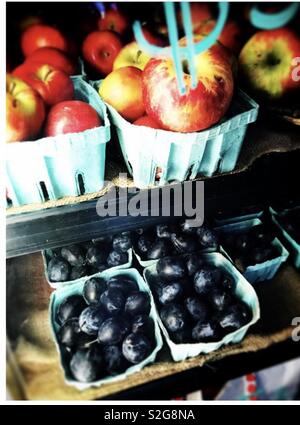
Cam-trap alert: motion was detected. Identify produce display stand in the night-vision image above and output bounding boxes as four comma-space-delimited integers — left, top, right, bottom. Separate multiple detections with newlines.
6, 2, 300, 401
6, 122, 300, 399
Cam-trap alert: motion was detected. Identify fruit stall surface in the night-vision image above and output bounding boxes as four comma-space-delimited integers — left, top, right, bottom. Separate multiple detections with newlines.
6, 2, 300, 400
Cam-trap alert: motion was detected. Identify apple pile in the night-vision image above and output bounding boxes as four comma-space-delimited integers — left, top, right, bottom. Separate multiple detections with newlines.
98, 34, 234, 133
6, 24, 102, 143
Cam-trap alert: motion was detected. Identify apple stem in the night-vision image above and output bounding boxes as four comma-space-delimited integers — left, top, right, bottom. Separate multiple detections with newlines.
136, 50, 142, 64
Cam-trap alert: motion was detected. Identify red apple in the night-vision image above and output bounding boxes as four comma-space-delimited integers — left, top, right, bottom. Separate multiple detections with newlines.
142, 35, 234, 132
239, 28, 300, 99
97, 9, 129, 35
6, 74, 45, 142
178, 3, 212, 31
24, 47, 77, 75
133, 115, 162, 129
45, 100, 102, 137
21, 24, 68, 57
13, 62, 74, 106
196, 20, 243, 54
99, 66, 145, 121
82, 30, 123, 76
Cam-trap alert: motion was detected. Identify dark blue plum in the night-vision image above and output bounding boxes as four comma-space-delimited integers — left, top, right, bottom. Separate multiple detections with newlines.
185, 297, 210, 322
157, 281, 183, 305
98, 316, 130, 345
100, 288, 125, 316
57, 295, 86, 325
122, 333, 151, 364
70, 346, 103, 383
79, 306, 106, 335
48, 257, 70, 282
156, 257, 186, 281
192, 321, 221, 342
131, 315, 154, 336
160, 303, 188, 333
83, 277, 107, 305
194, 265, 222, 295
125, 291, 151, 316
61, 245, 85, 267
103, 345, 129, 375
107, 275, 139, 294
112, 232, 132, 253
107, 250, 128, 267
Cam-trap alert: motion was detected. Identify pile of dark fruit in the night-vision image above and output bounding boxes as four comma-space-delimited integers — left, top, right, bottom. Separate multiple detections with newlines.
56, 274, 156, 383
277, 210, 300, 245
148, 254, 252, 344
134, 220, 219, 262
218, 224, 280, 272
46, 232, 132, 283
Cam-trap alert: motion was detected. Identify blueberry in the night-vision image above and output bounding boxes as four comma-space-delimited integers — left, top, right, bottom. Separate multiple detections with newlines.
192, 321, 221, 342
125, 291, 151, 316
107, 250, 128, 267
196, 226, 219, 250
171, 233, 198, 254
122, 333, 151, 364
157, 281, 183, 305
61, 245, 85, 267
160, 303, 188, 332
70, 266, 87, 280
79, 306, 106, 335
112, 233, 132, 253
57, 295, 86, 325
93, 235, 113, 245
171, 328, 192, 344
100, 288, 125, 316
83, 277, 107, 305
147, 239, 170, 260
48, 257, 70, 282
194, 265, 221, 295
70, 346, 103, 383
156, 257, 186, 281
185, 297, 210, 322
58, 318, 92, 348
86, 246, 107, 268
131, 315, 154, 336
98, 316, 130, 345
107, 275, 139, 294
103, 345, 129, 375
185, 254, 204, 276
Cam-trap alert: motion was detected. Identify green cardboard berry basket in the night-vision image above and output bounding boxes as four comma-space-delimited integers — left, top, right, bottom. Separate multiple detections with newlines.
270, 206, 300, 269
144, 252, 260, 362
49, 268, 163, 390
6, 75, 110, 207
92, 78, 258, 188
215, 218, 289, 283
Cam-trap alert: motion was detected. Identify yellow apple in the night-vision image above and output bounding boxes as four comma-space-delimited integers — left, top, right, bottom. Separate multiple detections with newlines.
113, 41, 151, 71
